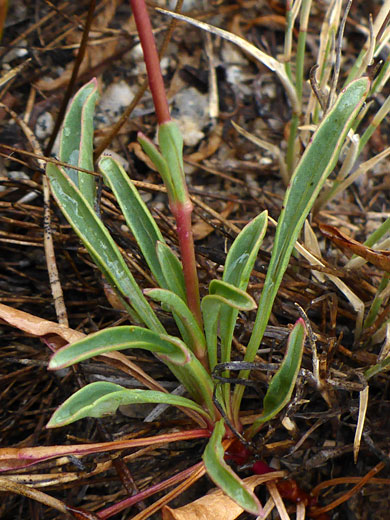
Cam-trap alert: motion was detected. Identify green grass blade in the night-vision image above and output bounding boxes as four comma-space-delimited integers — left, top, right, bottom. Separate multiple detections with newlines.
60, 78, 98, 207
99, 156, 166, 286
363, 274, 390, 330
47, 163, 164, 333
233, 77, 370, 415
203, 420, 262, 515
365, 357, 390, 380
47, 382, 209, 427
247, 319, 306, 438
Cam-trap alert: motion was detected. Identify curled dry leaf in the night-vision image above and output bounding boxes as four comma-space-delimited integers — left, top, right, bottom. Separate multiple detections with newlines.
0, 303, 170, 395
319, 223, 390, 272
0, 303, 84, 349
162, 472, 285, 520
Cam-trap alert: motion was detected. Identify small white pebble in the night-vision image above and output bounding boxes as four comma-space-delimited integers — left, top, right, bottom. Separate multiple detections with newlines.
98, 81, 135, 124
35, 112, 54, 140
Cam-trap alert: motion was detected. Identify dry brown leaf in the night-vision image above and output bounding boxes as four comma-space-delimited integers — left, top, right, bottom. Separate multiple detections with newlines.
0, 303, 84, 347
162, 472, 285, 520
319, 223, 390, 272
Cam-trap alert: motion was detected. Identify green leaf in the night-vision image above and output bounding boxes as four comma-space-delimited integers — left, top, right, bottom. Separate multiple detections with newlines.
158, 121, 187, 203
203, 420, 262, 515
156, 241, 186, 302
138, 132, 175, 196
209, 280, 257, 311
145, 288, 206, 359
155, 242, 193, 348
202, 282, 256, 371
48, 326, 191, 369
223, 211, 268, 289
234, 77, 371, 413
47, 163, 164, 333
248, 319, 306, 438
219, 211, 268, 366
201, 296, 220, 371
47, 382, 209, 427
99, 156, 166, 286
48, 326, 216, 417
60, 78, 98, 207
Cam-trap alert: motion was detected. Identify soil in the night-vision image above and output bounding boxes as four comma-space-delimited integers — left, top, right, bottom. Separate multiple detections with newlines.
0, 1, 390, 519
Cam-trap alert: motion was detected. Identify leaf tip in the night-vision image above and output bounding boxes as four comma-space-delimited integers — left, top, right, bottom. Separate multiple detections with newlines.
296, 317, 306, 328
47, 355, 64, 371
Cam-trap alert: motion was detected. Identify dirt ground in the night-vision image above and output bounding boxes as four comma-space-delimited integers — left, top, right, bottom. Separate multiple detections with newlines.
1, 1, 390, 519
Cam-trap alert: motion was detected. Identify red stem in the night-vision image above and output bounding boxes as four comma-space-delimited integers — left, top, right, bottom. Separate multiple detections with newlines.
97, 462, 204, 518
171, 200, 203, 330
130, 0, 171, 124
130, 0, 203, 340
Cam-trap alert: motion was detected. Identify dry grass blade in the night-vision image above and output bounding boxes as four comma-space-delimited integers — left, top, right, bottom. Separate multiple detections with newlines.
0, 58, 31, 87
354, 384, 369, 463
0, 102, 68, 325
266, 480, 291, 520
156, 7, 299, 113
296, 501, 306, 520
0, 477, 68, 515
131, 463, 207, 520
295, 232, 365, 339
311, 461, 386, 517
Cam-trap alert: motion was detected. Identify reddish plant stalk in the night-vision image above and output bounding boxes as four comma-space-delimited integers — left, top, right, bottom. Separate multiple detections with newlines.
97, 462, 204, 519
130, 0, 170, 124
171, 200, 203, 328
130, 0, 203, 329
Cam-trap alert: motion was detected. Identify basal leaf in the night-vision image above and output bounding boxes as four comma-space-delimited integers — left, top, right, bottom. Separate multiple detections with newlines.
47, 163, 164, 333
203, 420, 262, 515
48, 326, 190, 370
234, 77, 370, 413
209, 280, 257, 311
60, 78, 98, 207
99, 156, 166, 286
219, 212, 268, 368
145, 288, 206, 359
156, 241, 186, 301
48, 326, 216, 416
202, 284, 256, 372
247, 319, 306, 438
47, 382, 209, 427
223, 211, 268, 289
